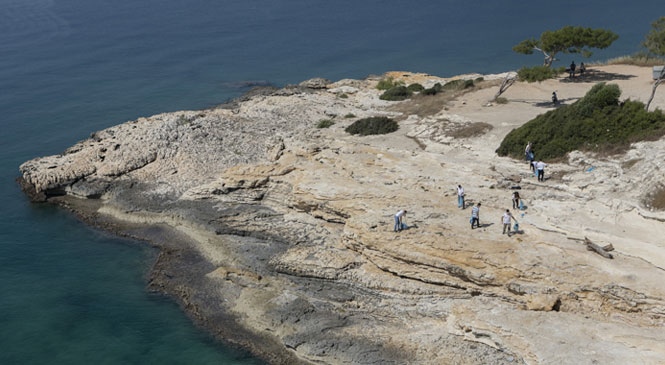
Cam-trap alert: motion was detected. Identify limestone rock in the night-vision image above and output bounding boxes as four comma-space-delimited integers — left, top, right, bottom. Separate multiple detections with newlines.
18, 66, 665, 365
299, 77, 331, 89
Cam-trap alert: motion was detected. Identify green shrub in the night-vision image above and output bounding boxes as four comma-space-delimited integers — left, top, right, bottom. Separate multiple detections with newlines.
345, 116, 399, 136
379, 85, 412, 101
376, 77, 404, 90
496, 83, 665, 159
316, 119, 335, 128
441, 79, 475, 91
575, 83, 621, 117
495, 97, 509, 104
344, 113, 356, 118
421, 82, 443, 95
407, 83, 425, 92
517, 65, 559, 82
443, 79, 463, 90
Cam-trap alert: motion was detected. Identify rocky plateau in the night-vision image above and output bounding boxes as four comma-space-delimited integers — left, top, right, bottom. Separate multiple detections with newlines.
18, 65, 665, 364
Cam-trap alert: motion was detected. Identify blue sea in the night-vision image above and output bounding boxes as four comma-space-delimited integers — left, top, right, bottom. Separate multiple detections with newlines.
0, 0, 661, 363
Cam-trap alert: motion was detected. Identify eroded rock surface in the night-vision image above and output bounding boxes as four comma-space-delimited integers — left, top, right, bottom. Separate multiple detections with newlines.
19, 67, 665, 364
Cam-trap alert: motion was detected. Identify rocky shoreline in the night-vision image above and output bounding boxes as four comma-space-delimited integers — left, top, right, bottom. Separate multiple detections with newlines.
18, 67, 665, 364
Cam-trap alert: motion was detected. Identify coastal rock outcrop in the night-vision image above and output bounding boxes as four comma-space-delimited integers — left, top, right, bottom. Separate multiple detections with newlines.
19, 66, 665, 364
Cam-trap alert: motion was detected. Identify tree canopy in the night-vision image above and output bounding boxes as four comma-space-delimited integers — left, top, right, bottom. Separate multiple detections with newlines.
513, 26, 619, 67
642, 16, 665, 57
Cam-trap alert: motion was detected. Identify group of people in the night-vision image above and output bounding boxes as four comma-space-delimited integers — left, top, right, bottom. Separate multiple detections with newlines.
467, 194, 519, 235
394, 195, 519, 235
393, 141, 548, 235
525, 142, 547, 182
458, 185, 486, 230
568, 61, 586, 78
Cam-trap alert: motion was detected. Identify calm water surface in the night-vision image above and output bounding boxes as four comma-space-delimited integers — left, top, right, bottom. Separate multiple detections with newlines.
1, 0, 661, 363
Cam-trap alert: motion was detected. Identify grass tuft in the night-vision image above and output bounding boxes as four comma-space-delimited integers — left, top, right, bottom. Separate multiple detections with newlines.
316, 119, 335, 128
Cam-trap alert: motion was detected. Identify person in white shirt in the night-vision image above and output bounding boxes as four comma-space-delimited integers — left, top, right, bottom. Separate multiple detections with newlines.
525, 142, 533, 164
536, 161, 547, 182
457, 185, 465, 209
394, 209, 407, 232
502, 209, 517, 235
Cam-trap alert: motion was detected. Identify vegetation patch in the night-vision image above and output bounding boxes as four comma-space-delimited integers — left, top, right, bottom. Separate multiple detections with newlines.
601, 55, 665, 67
345, 117, 399, 136
449, 122, 493, 139
496, 83, 665, 160
420, 82, 443, 96
388, 78, 498, 118
376, 77, 404, 90
442, 79, 476, 90
517, 65, 563, 82
407, 83, 425, 92
316, 119, 335, 128
380, 86, 412, 101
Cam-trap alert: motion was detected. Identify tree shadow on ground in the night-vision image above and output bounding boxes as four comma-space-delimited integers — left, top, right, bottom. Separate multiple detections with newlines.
558, 70, 636, 83
506, 69, 637, 108
528, 99, 579, 108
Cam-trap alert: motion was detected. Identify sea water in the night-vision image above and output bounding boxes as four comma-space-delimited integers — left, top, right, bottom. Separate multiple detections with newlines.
1, 0, 661, 363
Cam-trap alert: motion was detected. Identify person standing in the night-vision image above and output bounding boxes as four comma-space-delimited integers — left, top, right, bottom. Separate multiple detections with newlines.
536, 161, 547, 182
525, 142, 533, 164
457, 185, 465, 209
569, 61, 576, 78
512, 191, 520, 210
470, 203, 481, 229
394, 209, 407, 232
502, 209, 517, 235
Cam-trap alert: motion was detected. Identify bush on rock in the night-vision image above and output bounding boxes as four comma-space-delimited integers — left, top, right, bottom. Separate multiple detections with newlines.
345, 117, 399, 136
379, 86, 412, 101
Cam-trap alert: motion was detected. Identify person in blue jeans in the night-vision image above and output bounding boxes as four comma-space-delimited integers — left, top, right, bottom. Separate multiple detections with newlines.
394, 209, 407, 232
525, 141, 533, 163
470, 203, 481, 229
536, 161, 547, 182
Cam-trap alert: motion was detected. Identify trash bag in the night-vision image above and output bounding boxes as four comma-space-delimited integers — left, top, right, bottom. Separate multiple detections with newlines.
513, 223, 519, 232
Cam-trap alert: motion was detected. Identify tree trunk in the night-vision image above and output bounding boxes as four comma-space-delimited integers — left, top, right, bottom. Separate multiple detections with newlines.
645, 67, 664, 111
493, 73, 517, 101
